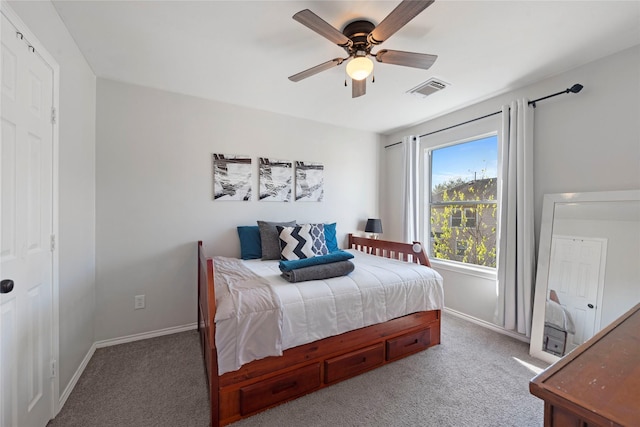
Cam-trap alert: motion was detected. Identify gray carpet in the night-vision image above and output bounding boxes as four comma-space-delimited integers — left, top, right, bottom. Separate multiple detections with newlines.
49, 313, 549, 427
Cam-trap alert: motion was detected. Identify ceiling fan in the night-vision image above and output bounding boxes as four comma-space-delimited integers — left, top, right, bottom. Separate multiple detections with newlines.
288, 0, 438, 98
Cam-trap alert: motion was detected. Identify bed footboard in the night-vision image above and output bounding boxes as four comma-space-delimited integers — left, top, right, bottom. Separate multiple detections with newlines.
197, 241, 219, 427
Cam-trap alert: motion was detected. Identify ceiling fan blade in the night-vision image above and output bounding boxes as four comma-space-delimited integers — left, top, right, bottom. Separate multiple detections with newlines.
352, 78, 366, 98
376, 49, 437, 69
369, 0, 434, 45
288, 58, 344, 82
293, 9, 353, 47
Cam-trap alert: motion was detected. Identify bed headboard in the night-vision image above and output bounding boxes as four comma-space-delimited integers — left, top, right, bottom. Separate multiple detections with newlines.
347, 234, 432, 267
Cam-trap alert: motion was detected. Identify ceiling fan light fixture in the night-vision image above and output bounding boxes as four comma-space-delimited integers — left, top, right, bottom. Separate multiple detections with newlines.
346, 56, 374, 81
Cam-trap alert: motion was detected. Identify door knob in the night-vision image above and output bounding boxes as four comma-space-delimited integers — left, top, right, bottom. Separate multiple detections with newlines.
1, 279, 14, 294
587, 303, 594, 309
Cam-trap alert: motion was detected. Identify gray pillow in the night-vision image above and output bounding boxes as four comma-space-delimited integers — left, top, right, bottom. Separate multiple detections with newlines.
257, 220, 296, 260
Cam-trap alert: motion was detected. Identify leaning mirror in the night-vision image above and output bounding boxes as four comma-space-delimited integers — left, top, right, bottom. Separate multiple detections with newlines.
530, 190, 640, 363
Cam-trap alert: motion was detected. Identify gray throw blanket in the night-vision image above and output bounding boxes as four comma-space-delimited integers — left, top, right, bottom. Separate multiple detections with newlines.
281, 260, 355, 283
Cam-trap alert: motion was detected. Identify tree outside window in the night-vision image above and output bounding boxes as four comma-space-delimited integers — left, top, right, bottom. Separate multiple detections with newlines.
428, 136, 498, 268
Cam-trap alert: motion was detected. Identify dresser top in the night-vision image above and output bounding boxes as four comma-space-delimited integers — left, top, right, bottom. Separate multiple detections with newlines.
530, 303, 640, 426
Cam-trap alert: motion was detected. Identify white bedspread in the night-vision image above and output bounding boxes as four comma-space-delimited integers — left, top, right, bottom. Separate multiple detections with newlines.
213, 256, 283, 375
214, 249, 444, 375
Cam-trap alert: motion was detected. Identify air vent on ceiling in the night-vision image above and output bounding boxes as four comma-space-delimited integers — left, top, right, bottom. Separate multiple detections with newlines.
407, 78, 450, 98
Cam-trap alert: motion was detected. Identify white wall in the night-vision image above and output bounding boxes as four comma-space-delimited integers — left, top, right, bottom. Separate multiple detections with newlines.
95, 79, 380, 341
381, 45, 640, 325
8, 0, 97, 398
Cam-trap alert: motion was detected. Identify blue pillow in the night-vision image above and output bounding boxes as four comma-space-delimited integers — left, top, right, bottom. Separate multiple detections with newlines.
324, 222, 338, 252
237, 226, 262, 260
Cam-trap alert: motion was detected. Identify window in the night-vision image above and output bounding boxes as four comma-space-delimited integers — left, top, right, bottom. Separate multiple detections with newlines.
455, 240, 468, 256
427, 135, 498, 268
451, 207, 477, 228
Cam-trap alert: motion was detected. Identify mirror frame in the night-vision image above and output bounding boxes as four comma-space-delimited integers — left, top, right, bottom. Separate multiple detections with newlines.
529, 189, 640, 363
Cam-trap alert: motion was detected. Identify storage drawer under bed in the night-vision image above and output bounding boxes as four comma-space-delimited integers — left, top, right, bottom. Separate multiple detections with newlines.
386, 328, 432, 361
324, 343, 385, 384
239, 363, 321, 416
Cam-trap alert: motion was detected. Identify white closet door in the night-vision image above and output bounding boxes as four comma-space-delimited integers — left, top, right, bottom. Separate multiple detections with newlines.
1, 12, 54, 427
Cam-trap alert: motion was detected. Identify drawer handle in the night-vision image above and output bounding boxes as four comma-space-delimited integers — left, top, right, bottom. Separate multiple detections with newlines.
271, 381, 298, 395
347, 356, 368, 367
405, 338, 419, 347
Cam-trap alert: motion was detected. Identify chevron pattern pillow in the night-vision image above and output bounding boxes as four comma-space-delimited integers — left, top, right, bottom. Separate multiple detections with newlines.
277, 224, 316, 261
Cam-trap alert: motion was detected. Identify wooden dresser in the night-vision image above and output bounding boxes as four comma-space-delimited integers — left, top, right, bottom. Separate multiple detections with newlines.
530, 303, 640, 427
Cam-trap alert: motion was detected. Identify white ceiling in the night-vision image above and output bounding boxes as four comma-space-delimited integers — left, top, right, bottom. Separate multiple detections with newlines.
52, 0, 640, 135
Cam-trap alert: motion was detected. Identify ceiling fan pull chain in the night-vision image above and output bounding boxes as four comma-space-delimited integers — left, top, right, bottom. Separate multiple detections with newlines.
372, 74, 375, 83
344, 79, 347, 87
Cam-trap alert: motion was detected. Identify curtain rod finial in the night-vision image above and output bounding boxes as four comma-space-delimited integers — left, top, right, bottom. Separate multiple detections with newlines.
569, 83, 583, 93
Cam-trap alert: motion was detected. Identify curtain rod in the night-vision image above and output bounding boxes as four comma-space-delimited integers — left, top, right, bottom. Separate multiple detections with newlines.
384, 83, 584, 149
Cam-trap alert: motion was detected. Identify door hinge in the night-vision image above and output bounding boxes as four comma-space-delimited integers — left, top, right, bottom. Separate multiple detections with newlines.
50, 360, 56, 378
51, 107, 56, 125
50, 234, 56, 252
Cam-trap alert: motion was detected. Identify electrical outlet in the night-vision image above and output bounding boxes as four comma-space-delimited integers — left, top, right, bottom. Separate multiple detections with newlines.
134, 295, 145, 310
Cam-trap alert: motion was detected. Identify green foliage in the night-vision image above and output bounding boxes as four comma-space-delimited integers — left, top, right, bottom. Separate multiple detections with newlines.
430, 177, 497, 268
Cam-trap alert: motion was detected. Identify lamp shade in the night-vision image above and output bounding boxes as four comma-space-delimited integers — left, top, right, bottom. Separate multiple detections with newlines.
365, 218, 383, 234
346, 56, 374, 81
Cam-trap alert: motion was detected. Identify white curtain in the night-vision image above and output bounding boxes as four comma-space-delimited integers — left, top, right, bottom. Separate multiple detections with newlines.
402, 135, 420, 243
495, 99, 535, 337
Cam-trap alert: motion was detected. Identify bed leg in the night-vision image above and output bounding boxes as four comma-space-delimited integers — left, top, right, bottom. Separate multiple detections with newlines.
197, 240, 203, 333
209, 364, 220, 427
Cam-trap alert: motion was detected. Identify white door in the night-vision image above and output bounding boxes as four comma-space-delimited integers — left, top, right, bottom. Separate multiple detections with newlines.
548, 235, 606, 351
1, 12, 55, 427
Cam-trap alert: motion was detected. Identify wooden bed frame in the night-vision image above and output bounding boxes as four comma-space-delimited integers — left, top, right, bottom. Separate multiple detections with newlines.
198, 234, 441, 426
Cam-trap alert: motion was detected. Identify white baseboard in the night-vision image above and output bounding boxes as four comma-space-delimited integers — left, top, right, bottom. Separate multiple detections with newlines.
443, 307, 530, 343
95, 322, 197, 349
58, 342, 96, 411
57, 322, 198, 414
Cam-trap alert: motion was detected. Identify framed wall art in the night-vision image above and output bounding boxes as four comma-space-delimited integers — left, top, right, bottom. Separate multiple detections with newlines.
295, 161, 324, 202
259, 157, 292, 202
212, 154, 252, 201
